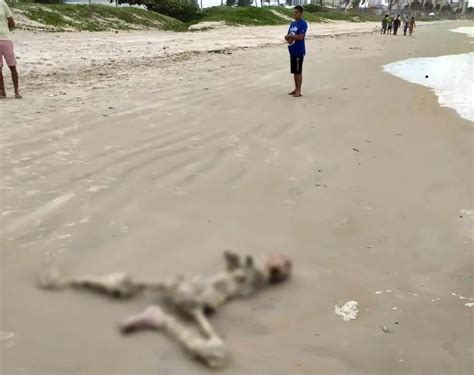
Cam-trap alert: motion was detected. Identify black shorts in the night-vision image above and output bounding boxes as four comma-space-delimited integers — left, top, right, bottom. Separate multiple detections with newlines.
290, 55, 304, 74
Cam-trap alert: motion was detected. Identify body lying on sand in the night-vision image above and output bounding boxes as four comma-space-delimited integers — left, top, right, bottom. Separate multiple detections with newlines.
38, 252, 292, 368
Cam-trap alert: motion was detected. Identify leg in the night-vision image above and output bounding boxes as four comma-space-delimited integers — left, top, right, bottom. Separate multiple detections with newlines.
38, 267, 147, 299
289, 57, 297, 95
294, 74, 302, 97
69, 273, 143, 298
9, 66, 21, 99
288, 74, 296, 95
0, 67, 5, 98
191, 308, 220, 339
293, 56, 303, 97
120, 306, 228, 368
3, 41, 20, 98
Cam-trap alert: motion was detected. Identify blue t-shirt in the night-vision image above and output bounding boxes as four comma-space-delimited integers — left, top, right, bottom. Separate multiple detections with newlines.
288, 19, 308, 57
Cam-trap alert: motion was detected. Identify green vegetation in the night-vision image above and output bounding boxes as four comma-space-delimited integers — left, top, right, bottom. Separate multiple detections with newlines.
11, 3, 185, 31
273, 6, 380, 22
198, 6, 290, 25
8, 2, 380, 32
197, 6, 378, 26
123, 0, 200, 22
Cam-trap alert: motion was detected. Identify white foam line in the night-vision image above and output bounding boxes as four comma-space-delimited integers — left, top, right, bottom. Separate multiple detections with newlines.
384, 53, 474, 122
450, 27, 474, 38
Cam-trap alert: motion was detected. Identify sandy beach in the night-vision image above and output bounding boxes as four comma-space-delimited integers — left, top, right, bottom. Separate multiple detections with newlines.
1, 20, 473, 374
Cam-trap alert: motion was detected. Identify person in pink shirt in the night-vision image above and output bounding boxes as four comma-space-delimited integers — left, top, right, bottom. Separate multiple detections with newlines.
0, 0, 21, 99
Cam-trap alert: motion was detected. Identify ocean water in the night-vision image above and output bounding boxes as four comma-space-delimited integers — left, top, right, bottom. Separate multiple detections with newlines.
384, 52, 474, 122
450, 26, 474, 38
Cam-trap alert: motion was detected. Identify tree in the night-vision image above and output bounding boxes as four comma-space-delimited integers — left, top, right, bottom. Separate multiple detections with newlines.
387, 0, 399, 14
409, 0, 423, 11
424, 1, 433, 12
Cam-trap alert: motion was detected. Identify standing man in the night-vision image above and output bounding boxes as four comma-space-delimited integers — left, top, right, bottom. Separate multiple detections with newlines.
0, 0, 21, 99
409, 16, 416, 36
403, 16, 410, 35
387, 15, 393, 35
381, 15, 389, 35
285, 5, 307, 98
393, 15, 401, 35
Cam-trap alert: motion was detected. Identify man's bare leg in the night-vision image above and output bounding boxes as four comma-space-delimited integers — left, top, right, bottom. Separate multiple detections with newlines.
294, 73, 302, 97
0, 68, 5, 98
9, 65, 21, 99
288, 74, 297, 95
120, 306, 227, 368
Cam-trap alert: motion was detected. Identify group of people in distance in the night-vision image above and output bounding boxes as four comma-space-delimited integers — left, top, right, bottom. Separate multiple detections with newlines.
381, 14, 416, 36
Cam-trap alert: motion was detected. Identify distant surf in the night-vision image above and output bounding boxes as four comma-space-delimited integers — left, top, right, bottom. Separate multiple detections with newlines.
449, 26, 474, 38
384, 52, 474, 122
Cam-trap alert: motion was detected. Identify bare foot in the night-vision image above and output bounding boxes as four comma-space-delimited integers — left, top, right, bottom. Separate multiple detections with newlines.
288, 90, 296, 95
15, 93, 22, 99
119, 305, 167, 334
293, 92, 302, 97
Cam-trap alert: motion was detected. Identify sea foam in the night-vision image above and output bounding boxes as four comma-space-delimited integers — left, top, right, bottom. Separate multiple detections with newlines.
384, 52, 474, 122
450, 26, 474, 38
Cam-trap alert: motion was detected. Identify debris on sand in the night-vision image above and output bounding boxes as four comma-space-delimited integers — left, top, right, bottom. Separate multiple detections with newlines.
334, 300, 359, 321
380, 325, 392, 334
465, 303, 474, 307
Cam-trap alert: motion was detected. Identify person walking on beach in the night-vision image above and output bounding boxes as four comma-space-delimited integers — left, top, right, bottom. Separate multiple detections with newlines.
381, 15, 389, 34
403, 16, 410, 35
0, 0, 21, 99
409, 16, 416, 36
387, 15, 393, 35
285, 5, 307, 98
393, 15, 401, 35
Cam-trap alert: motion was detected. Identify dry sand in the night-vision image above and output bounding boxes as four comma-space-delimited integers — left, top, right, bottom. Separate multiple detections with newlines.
1, 20, 473, 374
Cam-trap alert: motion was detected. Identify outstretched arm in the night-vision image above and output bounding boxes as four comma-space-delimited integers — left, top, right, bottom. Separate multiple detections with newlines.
120, 306, 228, 368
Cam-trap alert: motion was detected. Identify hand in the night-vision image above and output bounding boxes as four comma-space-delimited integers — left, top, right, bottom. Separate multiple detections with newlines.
7, 18, 15, 31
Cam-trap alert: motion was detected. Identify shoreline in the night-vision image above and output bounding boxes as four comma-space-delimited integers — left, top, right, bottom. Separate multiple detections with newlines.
1, 20, 473, 375
3, 20, 461, 92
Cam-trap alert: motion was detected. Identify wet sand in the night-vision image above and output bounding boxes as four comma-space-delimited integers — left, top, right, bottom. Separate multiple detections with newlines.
1, 20, 473, 374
